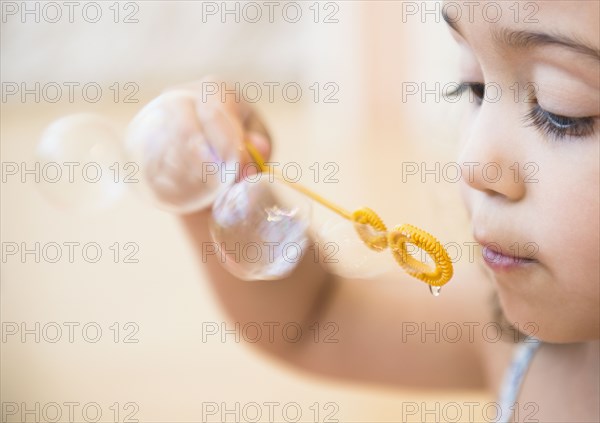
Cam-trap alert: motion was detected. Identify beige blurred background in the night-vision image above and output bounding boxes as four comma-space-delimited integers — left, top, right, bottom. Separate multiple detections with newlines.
1, 1, 492, 422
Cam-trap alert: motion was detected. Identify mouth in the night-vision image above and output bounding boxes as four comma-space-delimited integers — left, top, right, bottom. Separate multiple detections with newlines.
475, 237, 539, 272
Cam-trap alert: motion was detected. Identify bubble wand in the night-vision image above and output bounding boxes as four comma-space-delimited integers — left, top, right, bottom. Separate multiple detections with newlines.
244, 140, 454, 291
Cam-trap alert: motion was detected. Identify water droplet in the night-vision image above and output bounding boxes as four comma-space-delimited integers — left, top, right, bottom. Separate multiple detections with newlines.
429, 285, 442, 297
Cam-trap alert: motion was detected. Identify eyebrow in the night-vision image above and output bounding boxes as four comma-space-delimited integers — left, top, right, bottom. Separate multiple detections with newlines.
442, 9, 600, 62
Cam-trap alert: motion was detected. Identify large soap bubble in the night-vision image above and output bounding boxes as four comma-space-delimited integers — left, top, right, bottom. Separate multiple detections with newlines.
125, 89, 242, 213
209, 174, 312, 280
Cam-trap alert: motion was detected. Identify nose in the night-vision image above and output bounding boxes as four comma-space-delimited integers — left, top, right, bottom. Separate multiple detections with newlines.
458, 102, 527, 201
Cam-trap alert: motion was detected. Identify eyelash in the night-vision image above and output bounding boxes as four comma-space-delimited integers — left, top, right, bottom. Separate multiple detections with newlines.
444, 82, 485, 105
523, 106, 596, 140
445, 82, 597, 141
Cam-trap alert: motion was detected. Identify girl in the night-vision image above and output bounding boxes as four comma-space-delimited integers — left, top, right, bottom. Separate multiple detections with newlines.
148, 1, 599, 421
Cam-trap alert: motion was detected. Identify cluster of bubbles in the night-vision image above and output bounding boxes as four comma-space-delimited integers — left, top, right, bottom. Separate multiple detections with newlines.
36, 88, 390, 280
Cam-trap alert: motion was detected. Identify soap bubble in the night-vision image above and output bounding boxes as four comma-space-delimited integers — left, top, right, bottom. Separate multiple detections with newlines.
35, 113, 126, 212
124, 89, 242, 213
314, 217, 395, 279
209, 175, 312, 280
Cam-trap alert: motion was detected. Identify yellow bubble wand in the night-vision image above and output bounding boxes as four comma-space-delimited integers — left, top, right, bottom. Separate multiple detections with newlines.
244, 141, 454, 288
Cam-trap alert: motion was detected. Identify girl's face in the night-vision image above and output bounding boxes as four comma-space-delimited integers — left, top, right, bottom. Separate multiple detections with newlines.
446, 0, 599, 342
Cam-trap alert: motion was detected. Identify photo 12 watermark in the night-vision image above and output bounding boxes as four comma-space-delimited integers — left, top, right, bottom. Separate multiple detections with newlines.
201, 401, 339, 423
2, 241, 140, 264
2, 161, 139, 185
1, 82, 140, 104
1, 1, 140, 24
200, 1, 340, 24
202, 240, 340, 266
401, 1, 539, 25
402, 81, 539, 104
1, 401, 139, 423
200, 161, 340, 185
1, 321, 140, 344
400, 161, 540, 184
199, 81, 340, 104
399, 400, 539, 423
201, 321, 339, 344
399, 241, 540, 266
400, 321, 540, 344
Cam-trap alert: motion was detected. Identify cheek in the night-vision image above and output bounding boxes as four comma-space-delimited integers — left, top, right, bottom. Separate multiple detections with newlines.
527, 157, 600, 340
542, 153, 599, 289
545, 191, 599, 293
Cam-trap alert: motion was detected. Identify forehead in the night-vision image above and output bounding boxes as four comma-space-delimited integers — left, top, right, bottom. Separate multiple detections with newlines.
441, 0, 599, 43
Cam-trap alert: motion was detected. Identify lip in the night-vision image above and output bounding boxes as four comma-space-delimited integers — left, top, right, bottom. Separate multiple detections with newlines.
478, 242, 539, 272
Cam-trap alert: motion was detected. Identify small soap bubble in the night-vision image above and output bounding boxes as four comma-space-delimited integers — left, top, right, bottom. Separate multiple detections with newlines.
314, 218, 395, 279
35, 113, 126, 212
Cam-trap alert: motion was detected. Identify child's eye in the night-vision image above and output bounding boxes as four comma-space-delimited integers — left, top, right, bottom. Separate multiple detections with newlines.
523, 104, 597, 141
444, 82, 485, 105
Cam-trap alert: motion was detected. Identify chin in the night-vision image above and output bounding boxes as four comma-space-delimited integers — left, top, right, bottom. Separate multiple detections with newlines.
496, 287, 598, 344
